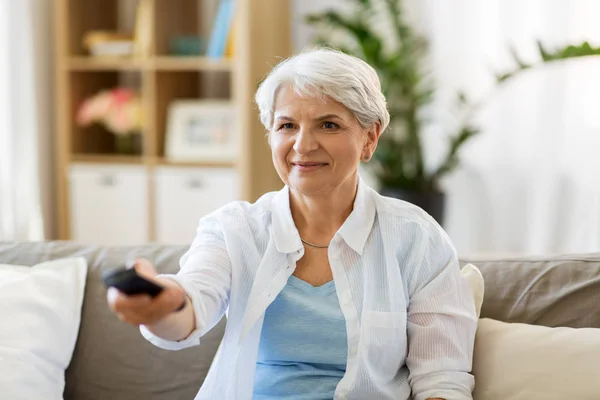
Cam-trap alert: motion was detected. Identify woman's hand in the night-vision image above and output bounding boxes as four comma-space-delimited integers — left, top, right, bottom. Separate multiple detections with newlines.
107, 258, 187, 326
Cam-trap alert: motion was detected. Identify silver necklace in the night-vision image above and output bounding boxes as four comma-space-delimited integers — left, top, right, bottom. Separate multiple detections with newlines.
300, 237, 329, 248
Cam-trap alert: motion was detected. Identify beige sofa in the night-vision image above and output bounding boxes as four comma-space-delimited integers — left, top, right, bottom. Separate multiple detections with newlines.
1, 241, 599, 399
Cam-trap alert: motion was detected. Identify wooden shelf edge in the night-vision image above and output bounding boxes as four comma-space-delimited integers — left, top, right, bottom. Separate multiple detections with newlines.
66, 56, 233, 72
67, 56, 147, 71
71, 154, 145, 164
152, 56, 233, 71
69, 155, 237, 168
69, 154, 237, 168
154, 157, 237, 168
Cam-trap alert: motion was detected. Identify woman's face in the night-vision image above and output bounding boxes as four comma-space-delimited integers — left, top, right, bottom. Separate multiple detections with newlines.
269, 85, 380, 196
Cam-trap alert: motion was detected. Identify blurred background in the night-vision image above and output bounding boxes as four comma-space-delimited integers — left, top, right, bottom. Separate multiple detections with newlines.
1, 0, 599, 257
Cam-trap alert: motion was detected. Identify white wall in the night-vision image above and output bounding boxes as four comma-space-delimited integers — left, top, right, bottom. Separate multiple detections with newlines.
291, 0, 348, 51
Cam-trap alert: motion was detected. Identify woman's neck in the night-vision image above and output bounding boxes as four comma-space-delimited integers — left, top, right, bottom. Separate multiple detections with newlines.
289, 176, 358, 244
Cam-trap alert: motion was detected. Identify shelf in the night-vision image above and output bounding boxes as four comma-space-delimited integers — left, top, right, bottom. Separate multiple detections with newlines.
70, 155, 236, 168
154, 157, 236, 168
66, 56, 233, 72
55, 0, 292, 241
71, 154, 145, 164
67, 57, 147, 71
152, 56, 233, 71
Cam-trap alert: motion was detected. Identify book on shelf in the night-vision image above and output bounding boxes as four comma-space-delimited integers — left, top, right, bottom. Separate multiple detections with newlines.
206, 0, 236, 59
133, 0, 153, 57
224, 11, 237, 58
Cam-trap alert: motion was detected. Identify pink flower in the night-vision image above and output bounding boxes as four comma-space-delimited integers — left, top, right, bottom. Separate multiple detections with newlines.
76, 88, 142, 135
76, 90, 112, 125
104, 96, 142, 135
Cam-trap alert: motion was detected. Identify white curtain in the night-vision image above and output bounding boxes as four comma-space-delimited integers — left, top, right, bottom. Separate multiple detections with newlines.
417, 0, 600, 256
0, 0, 53, 241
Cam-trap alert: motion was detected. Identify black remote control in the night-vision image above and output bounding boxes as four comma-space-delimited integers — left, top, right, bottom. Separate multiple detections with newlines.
102, 267, 164, 297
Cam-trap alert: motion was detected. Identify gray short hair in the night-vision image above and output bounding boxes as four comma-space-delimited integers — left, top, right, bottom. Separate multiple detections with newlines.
255, 48, 390, 133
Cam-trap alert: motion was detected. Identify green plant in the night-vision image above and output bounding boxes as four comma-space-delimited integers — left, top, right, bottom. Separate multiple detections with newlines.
306, 0, 600, 193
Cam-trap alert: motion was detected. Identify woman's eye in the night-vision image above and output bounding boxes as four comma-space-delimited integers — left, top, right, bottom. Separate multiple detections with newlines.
278, 123, 294, 130
322, 121, 339, 130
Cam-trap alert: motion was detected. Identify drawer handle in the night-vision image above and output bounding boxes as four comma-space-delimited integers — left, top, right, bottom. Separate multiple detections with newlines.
187, 179, 203, 189
100, 175, 116, 186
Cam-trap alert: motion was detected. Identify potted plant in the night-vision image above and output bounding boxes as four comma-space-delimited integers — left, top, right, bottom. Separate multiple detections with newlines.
306, 0, 600, 225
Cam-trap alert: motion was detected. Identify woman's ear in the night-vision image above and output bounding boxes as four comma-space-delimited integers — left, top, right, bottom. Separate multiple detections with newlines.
364, 121, 381, 157
266, 130, 272, 147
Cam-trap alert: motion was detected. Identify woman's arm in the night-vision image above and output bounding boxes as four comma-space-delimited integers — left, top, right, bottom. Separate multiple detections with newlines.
405, 225, 477, 400
143, 276, 195, 341
140, 214, 233, 349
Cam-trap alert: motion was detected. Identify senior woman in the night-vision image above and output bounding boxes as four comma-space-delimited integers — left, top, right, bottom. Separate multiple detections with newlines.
108, 48, 477, 400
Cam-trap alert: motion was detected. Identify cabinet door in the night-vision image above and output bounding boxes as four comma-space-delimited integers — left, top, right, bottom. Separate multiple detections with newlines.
68, 164, 149, 246
154, 167, 239, 245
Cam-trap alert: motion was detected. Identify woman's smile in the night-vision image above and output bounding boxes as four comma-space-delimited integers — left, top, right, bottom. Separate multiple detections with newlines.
291, 161, 329, 173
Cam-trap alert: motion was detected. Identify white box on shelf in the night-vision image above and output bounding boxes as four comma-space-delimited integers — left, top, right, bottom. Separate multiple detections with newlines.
68, 163, 149, 246
153, 166, 239, 245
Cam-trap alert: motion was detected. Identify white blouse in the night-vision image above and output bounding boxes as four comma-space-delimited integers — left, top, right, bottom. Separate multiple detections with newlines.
140, 178, 477, 400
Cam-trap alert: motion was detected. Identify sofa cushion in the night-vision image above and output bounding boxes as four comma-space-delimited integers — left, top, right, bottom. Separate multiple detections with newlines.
473, 318, 600, 400
0, 257, 87, 400
460, 253, 600, 328
0, 241, 225, 400
461, 263, 484, 318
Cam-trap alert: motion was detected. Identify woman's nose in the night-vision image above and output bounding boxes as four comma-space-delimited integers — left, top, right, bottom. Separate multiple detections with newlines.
293, 128, 319, 155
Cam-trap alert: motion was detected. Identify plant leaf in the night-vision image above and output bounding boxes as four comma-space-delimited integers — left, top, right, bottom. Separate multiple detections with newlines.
537, 40, 552, 61
508, 44, 529, 68
495, 71, 513, 84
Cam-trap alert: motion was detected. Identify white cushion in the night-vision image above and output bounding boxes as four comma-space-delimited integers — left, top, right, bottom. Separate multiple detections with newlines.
0, 258, 87, 400
473, 318, 600, 400
461, 263, 484, 318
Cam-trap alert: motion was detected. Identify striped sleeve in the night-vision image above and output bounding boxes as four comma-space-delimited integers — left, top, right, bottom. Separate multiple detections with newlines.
405, 224, 477, 400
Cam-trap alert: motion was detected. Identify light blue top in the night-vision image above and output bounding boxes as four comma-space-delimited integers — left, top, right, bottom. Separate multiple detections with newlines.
253, 275, 348, 400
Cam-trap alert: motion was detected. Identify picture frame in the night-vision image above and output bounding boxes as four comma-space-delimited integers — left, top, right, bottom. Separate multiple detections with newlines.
164, 100, 238, 162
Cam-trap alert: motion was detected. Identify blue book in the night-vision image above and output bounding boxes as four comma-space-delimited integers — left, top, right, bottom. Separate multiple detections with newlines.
206, 0, 235, 58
